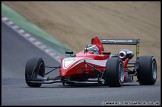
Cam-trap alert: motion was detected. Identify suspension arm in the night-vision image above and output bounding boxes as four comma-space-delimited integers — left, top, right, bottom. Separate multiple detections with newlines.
84, 60, 103, 76
45, 65, 61, 75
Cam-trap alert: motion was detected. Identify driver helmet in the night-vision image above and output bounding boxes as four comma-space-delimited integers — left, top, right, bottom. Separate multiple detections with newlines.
84, 44, 99, 54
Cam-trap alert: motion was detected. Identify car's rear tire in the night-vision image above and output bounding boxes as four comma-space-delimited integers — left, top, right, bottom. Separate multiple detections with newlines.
25, 57, 45, 87
137, 56, 157, 85
105, 57, 124, 87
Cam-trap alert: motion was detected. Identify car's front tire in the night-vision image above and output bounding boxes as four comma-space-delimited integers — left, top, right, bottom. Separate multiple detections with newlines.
25, 57, 45, 87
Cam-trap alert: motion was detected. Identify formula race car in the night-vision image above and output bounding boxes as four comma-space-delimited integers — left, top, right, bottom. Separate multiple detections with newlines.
25, 37, 157, 87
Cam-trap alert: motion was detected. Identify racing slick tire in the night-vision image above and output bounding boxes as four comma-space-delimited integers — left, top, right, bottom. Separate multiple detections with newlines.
25, 57, 45, 87
105, 57, 124, 87
137, 56, 157, 85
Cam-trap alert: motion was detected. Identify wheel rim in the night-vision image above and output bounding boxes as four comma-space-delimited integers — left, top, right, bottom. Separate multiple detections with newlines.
152, 60, 157, 80
37, 62, 44, 77
119, 62, 124, 83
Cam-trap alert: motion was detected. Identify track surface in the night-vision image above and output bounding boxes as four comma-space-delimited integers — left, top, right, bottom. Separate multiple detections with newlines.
2, 23, 161, 105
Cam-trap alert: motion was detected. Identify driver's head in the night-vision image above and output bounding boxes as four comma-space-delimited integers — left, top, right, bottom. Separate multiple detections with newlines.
84, 44, 99, 54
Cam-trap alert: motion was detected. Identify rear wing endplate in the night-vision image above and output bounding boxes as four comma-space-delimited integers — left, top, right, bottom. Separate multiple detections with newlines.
100, 39, 140, 58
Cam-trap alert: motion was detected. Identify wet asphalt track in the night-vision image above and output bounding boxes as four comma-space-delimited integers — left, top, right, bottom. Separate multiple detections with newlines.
2, 22, 161, 106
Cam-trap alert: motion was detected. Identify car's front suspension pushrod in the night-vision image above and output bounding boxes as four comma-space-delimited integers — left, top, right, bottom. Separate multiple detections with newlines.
44, 66, 61, 75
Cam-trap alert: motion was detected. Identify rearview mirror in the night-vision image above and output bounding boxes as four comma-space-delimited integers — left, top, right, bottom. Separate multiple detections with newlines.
65, 51, 73, 54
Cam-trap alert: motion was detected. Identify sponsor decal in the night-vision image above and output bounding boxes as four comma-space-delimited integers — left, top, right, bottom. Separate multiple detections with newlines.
102, 40, 133, 43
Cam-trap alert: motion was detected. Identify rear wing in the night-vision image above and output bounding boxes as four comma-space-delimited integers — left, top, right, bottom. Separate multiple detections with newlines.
101, 39, 140, 45
100, 39, 140, 58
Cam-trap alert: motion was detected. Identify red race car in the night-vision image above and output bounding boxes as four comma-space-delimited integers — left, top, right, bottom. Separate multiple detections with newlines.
25, 37, 157, 87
